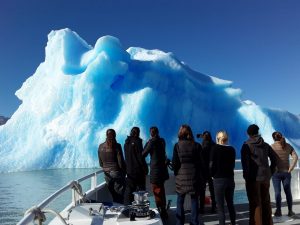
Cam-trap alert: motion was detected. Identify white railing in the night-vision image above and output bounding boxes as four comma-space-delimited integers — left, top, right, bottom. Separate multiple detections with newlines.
234, 159, 300, 200
17, 169, 104, 225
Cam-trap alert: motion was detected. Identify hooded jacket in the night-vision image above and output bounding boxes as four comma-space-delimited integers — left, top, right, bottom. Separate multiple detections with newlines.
241, 135, 277, 182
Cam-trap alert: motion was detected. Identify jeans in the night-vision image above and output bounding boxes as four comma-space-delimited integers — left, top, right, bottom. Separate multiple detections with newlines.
272, 172, 293, 211
176, 193, 203, 225
213, 178, 236, 225
245, 180, 273, 225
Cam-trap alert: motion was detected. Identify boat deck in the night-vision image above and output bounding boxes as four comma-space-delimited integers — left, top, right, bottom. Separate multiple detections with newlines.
164, 201, 300, 225
150, 171, 300, 225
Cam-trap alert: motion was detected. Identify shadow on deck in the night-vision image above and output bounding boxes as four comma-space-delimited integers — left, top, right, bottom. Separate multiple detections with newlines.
163, 201, 300, 225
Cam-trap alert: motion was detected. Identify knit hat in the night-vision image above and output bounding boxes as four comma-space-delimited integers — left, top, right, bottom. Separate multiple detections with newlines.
247, 124, 259, 136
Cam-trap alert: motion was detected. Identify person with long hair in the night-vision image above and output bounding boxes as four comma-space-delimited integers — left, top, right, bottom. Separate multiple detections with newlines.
271, 131, 298, 217
172, 124, 205, 225
143, 126, 169, 219
210, 130, 236, 225
123, 127, 148, 205
98, 129, 126, 204
199, 131, 217, 214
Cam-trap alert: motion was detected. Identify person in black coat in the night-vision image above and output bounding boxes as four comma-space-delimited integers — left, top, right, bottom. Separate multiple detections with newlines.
172, 124, 205, 225
198, 131, 217, 214
143, 126, 169, 219
123, 127, 148, 205
98, 129, 126, 204
210, 130, 236, 225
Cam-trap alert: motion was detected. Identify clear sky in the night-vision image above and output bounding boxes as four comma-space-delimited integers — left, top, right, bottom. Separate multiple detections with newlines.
0, 0, 299, 117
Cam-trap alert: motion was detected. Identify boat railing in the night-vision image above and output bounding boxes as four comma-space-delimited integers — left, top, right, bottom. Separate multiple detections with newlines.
17, 158, 300, 224
17, 169, 104, 225
234, 159, 300, 200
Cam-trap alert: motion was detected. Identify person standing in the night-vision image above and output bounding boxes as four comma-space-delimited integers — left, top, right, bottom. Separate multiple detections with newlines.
142, 126, 169, 219
210, 130, 236, 225
198, 131, 217, 214
123, 127, 148, 205
98, 129, 126, 204
271, 131, 298, 217
241, 124, 277, 225
172, 124, 205, 225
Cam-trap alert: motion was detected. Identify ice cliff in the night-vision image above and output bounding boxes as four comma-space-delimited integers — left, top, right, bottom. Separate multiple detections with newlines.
0, 29, 299, 172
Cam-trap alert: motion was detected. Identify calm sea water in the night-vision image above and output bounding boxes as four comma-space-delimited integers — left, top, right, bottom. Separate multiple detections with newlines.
0, 169, 101, 225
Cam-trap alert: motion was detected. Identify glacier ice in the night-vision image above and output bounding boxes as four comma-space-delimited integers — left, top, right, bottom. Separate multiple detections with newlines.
0, 28, 299, 172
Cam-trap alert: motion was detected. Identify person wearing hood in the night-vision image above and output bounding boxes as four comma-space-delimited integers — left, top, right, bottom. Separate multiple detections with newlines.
241, 124, 277, 225
123, 127, 148, 205
271, 131, 298, 217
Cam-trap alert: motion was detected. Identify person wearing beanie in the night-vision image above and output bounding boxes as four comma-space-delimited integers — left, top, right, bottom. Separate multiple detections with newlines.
98, 129, 126, 204
241, 124, 277, 225
271, 131, 298, 217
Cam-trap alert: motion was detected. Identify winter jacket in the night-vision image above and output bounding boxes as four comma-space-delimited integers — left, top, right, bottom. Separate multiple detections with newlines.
98, 142, 126, 174
210, 144, 236, 179
172, 140, 204, 195
124, 136, 148, 182
202, 140, 216, 178
241, 135, 277, 182
142, 136, 169, 184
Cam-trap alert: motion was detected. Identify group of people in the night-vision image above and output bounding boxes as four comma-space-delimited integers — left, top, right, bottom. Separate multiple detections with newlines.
98, 124, 298, 225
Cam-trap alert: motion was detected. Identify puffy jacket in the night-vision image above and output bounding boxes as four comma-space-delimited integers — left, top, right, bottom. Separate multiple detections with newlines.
143, 136, 169, 184
172, 140, 204, 194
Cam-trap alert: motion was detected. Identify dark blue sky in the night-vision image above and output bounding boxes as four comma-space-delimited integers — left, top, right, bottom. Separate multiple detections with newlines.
1, 0, 300, 116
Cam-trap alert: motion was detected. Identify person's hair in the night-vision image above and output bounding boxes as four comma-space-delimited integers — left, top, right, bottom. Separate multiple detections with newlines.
202, 131, 212, 142
106, 129, 117, 149
247, 124, 259, 136
150, 126, 159, 138
272, 131, 286, 149
130, 127, 140, 137
178, 124, 194, 141
216, 130, 228, 145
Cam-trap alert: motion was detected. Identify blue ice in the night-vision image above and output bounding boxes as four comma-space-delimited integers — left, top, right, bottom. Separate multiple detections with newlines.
0, 28, 299, 172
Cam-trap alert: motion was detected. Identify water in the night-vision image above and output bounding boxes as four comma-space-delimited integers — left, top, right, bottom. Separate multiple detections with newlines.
1, 168, 299, 225
0, 169, 101, 225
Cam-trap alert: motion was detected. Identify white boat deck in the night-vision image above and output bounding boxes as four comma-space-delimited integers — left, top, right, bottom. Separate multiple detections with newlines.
17, 164, 300, 225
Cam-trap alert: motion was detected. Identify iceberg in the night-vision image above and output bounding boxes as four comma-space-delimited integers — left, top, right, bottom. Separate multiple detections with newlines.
0, 28, 299, 172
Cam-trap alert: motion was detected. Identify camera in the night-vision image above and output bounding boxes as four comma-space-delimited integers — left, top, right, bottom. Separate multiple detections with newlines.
196, 133, 203, 138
